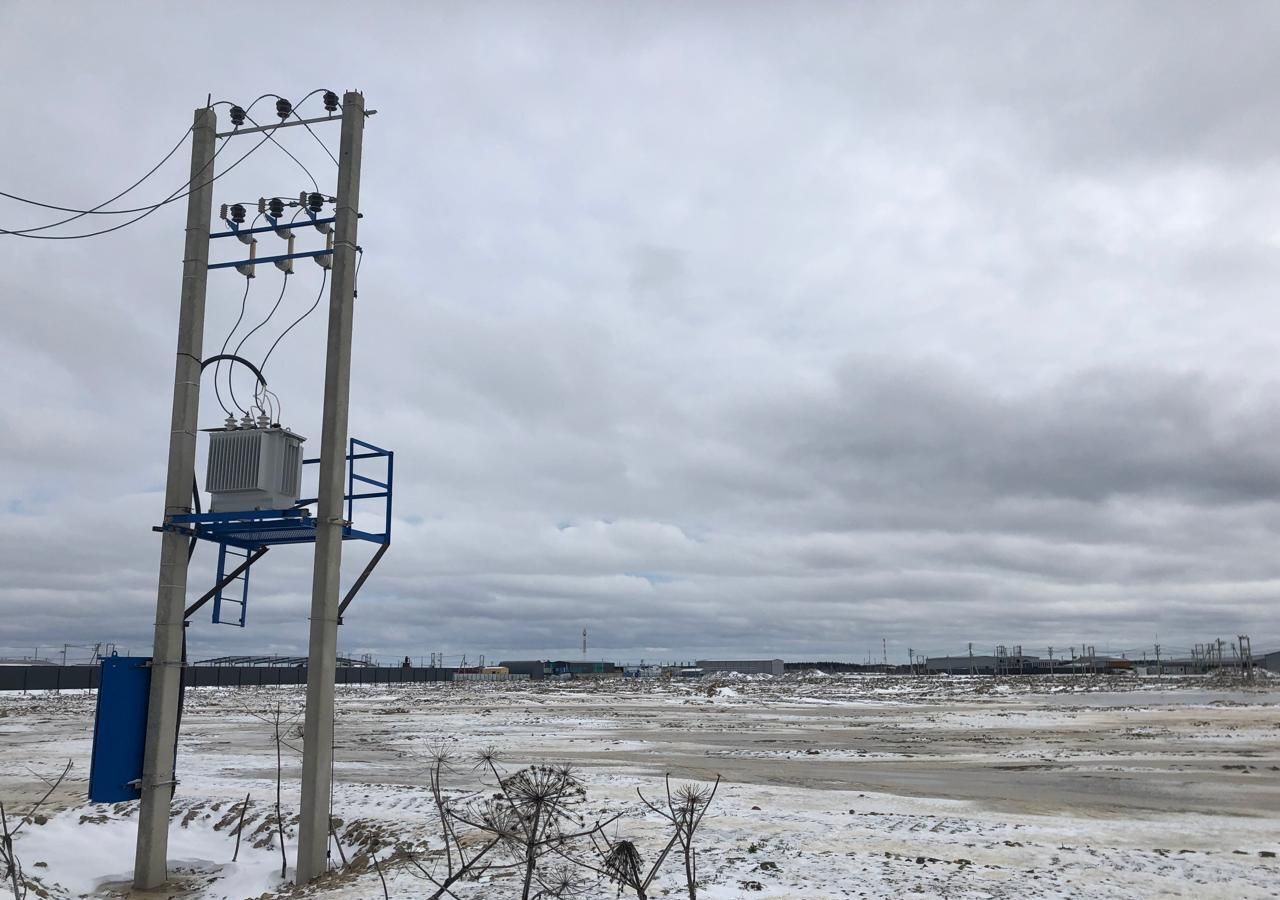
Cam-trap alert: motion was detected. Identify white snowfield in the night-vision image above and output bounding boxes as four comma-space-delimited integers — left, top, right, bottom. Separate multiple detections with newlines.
2, 672, 1277, 899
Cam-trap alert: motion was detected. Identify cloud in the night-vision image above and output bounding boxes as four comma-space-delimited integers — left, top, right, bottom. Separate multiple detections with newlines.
2, 2, 1279, 664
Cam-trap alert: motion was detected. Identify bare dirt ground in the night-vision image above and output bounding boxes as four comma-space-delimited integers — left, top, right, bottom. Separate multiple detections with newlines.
2, 673, 1277, 898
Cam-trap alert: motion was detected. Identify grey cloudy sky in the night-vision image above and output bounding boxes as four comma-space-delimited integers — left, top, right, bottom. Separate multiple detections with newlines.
2, 2, 1279, 665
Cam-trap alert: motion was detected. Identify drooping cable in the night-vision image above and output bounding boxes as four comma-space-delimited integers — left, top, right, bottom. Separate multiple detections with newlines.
259, 266, 328, 375
247, 211, 315, 422
300, 120, 340, 168
243, 112, 319, 194
213, 275, 254, 417
291, 87, 342, 167
2, 90, 340, 237
2, 123, 284, 240
240, 93, 286, 117
0, 124, 194, 233
229, 272, 291, 415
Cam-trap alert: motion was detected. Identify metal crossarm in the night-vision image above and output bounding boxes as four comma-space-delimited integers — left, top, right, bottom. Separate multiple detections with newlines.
208, 248, 332, 270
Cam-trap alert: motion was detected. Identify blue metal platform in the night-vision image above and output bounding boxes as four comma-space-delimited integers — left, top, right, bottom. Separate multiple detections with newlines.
165, 438, 393, 627
168, 438, 393, 550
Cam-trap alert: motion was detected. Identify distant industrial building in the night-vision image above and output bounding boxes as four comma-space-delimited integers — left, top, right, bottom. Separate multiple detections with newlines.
497, 660, 620, 679
193, 655, 377, 667
696, 659, 784, 676
622, 665, 663, 678
926, 653, 1137, 676
500, 660, 547, 680
926, 655, 1002, 675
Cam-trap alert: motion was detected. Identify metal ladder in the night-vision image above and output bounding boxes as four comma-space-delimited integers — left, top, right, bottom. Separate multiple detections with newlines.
211, 544, 251, 627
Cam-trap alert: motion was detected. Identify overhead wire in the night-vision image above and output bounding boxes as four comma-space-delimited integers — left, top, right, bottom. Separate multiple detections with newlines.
2, 89, 340, 238
290, 89, 343, 168
0, 124, 195, 232
250, 208, 315, 421
300, 119, 340, 168
1, 123, 286, 240
259, 269, 328, 378
252, 250, 351, 421
229, 271, 291, 415
0, 96, 254, 233
214, 270, 256, 417
242, 112, 319, 194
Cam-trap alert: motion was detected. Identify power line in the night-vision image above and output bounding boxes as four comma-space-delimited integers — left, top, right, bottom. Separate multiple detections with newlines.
1, 125, 284, 240
259, 268, 328, 378
229, 272, 291, 414
214, 275, 254, 417
300, 119, 340, 168
243, 113, 319, 193
286, 88, 342, 168
0, 124, 194, 231
1, 90, 340, 236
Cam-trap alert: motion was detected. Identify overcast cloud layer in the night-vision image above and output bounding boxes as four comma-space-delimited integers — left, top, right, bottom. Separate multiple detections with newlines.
2, 2, 1279, 666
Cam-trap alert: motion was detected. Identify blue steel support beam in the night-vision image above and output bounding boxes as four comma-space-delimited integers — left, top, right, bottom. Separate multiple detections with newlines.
209, 249, 333, 270
211, 217, 336, 239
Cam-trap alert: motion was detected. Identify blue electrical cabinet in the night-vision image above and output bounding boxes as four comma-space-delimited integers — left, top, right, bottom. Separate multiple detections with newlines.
88, 656, 152, 803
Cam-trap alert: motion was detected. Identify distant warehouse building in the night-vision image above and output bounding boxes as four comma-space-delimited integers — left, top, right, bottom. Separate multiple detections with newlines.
696, 659, 784, 676
500, 660, 547, 680
498, 660, 622, 679
926, 654, 1044, 675
927, 655, 1000, 675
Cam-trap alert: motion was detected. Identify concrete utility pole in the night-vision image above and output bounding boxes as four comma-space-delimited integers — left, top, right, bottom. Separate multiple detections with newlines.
968, 642, 974, 676
297, 91, 366, 884
1154, 643, 1161, 679
135, 105, 217, 890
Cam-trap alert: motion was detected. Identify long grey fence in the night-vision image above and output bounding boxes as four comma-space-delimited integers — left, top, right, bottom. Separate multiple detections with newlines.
0, 665, 454, 692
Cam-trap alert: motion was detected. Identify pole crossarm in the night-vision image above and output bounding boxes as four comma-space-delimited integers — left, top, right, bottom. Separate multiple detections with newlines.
216, 114, 340, 139
211, 216, 336, 239
208, 248, 332, 270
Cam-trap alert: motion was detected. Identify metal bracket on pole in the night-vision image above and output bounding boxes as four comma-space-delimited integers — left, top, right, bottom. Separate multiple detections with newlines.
336, 543, 389, 624
216, 114, 340, 139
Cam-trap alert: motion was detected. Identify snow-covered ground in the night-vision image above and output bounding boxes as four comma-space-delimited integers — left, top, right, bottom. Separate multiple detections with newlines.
2, 673, 1277, 898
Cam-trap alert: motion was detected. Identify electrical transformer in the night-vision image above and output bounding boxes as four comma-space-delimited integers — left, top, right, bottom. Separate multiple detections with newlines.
205, 424, 306, 512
